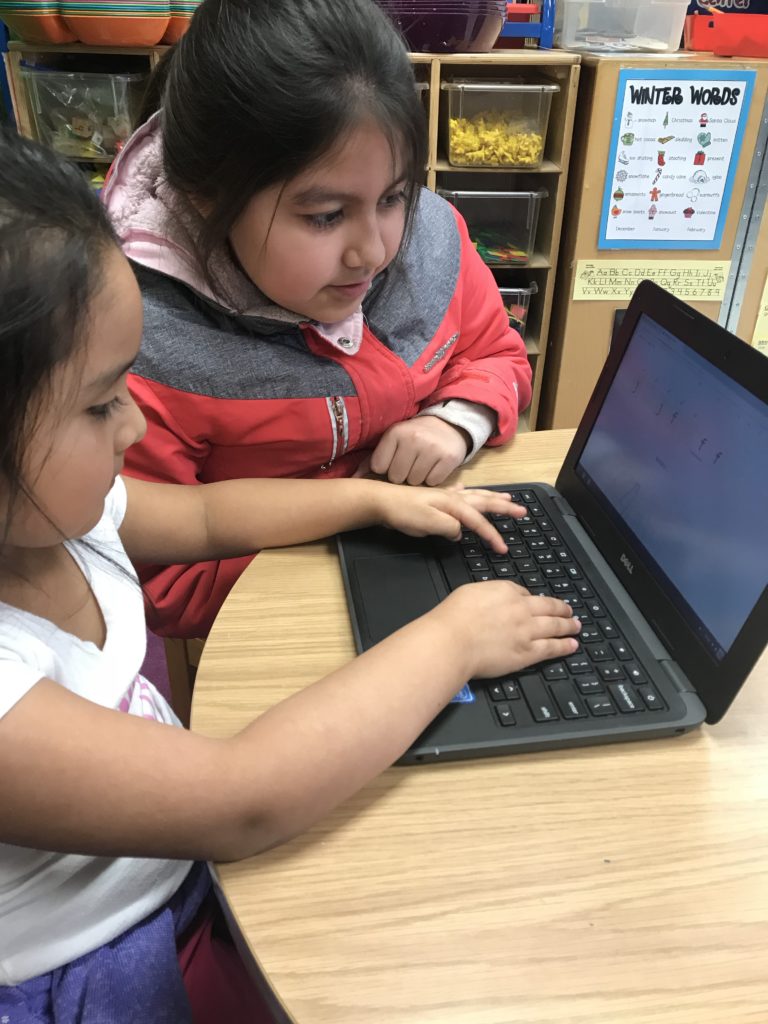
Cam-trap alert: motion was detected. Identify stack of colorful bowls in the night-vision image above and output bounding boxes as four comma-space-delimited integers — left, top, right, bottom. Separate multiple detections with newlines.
161, 0, 199, 43
59, 0, 170, 45
375, 0, 507, 52
0, 0, 75, 43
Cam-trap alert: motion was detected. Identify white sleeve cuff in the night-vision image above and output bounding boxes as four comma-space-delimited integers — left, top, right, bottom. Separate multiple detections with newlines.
417, 399, 498, 463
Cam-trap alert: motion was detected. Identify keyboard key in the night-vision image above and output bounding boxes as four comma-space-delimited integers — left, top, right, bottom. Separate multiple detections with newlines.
495, 703, 516, 726
507, 544, 528, 558
535, 552, 556, 564
624, 662, 648, 684
543, 663, 567, 681
522, 572, 544, 587
461, 544, 482, 557
561, 596, 583, 609
545, 533, 562, 545
521, 490, 536, 504
575, 582, 594, 598
579, 628, 602, 643
586, 695, 617, 716
543, 566, 564, 579
489, 551, 511, 562
494, 564, 515, 578
488, 683, 506, 701
565, 566, 583, 580
566, 657, 592, 674
550, 680, 588, 719
467, 558, 489, 571
519, 673, 559, 722
637, 684, 666, 710
471, 571, 493, 582
601, 621, 619, 639
528, 586, 550, 598
588, 645, 612, 661
599, 664, 625, 681
555, 549, 572, 563
611, 641, 632, 661
551, 581, 573, 593
528, 504, 545, 517
576, 675, 604, 695
520, 526, 541, 538
586, 600, 606, 616
609, 682, 643, 713
503, 681, 521, 700
461, 530, 478, 544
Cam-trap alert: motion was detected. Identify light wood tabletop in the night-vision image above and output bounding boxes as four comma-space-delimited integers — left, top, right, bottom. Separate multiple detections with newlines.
192, 429, 768, 1024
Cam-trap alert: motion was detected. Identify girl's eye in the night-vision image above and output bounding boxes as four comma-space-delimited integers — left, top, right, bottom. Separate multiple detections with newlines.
380, 188, 407, 209
305, 209, 343, 230
88, 396, 126, 420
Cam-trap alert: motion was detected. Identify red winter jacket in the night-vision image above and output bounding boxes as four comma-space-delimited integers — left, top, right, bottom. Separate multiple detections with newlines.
103, 116, 532, 637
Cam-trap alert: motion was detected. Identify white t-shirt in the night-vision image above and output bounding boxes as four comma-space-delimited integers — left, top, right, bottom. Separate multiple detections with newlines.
0, 478, 192, 985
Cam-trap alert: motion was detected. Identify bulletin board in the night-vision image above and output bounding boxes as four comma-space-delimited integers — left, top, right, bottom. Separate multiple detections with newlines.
598, 68, 755, 250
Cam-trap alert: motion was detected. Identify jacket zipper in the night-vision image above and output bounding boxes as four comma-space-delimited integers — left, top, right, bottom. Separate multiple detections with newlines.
320, 396, 349, 470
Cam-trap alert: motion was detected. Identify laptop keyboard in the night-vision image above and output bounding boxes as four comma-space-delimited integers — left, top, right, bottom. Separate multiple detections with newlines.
458, 488, 667, 729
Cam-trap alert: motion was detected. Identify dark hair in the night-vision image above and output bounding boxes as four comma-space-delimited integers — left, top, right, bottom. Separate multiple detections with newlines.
0, 128, 117, 544
146, 0, 426, 289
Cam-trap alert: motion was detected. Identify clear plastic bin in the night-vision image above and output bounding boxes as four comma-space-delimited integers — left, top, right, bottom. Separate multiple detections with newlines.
438, 188, 548, 267
555, 0, 689, 52
442, 80, 559, 169
21, 66, 148, 159
499, 282, 538, 338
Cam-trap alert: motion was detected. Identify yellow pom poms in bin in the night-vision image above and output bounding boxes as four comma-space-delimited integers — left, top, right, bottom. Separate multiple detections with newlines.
449, 112, 544, 167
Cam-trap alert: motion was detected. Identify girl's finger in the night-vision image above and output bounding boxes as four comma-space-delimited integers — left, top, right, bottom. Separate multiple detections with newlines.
441, 498, 506, 552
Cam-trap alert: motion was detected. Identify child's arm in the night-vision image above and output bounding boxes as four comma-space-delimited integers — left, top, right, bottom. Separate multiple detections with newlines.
365, 208, 532, 487
119, 475, 520, 565
0, 583, 579, 861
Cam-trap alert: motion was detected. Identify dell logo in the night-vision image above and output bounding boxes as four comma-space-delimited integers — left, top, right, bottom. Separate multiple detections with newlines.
620, 553, 634, 574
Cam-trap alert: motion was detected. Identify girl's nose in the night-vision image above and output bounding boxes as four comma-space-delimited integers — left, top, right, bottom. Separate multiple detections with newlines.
343, 218, 386, 271
116, 394, 147, 454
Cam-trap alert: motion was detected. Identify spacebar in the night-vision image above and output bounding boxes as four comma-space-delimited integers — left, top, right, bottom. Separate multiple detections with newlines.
518, 673, 560, 722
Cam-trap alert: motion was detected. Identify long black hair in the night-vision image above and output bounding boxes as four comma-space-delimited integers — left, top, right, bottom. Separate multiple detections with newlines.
143, 0, 427, 290
0, 127, 117, 545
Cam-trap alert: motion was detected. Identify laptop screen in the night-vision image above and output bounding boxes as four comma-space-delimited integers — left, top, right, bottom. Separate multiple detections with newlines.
575, 312, 768, 662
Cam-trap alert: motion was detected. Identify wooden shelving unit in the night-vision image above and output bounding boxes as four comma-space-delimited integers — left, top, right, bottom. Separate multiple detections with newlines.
3, 43, 580, 429
418, 51, 580, 429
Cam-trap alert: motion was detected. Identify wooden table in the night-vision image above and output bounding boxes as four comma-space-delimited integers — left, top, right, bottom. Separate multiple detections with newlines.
192, 429, 768, 1024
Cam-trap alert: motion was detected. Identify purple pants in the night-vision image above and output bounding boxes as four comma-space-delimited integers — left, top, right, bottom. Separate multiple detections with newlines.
0, 862, 211, 1024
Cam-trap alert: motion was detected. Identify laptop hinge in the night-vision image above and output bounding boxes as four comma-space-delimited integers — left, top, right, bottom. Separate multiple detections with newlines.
660, 659, 696, 695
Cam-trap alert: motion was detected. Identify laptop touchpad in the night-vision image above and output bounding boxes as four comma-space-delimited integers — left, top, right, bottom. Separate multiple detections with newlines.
353, 554, 448, 647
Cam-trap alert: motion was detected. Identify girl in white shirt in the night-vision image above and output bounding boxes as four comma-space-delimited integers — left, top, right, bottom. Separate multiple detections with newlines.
0, 130, 579, 1023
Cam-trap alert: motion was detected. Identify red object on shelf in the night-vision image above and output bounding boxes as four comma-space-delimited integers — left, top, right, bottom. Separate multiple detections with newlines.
684, 12, 768, 58
496, 1, 539, 48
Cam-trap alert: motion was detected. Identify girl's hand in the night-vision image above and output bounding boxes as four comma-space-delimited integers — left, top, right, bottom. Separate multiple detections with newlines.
374, 483, 526, 555
436, 582, 581, 680
367, 416, 471, 486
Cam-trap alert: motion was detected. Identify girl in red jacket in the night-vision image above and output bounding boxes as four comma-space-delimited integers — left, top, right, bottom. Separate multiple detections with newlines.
103, 0, 533, 637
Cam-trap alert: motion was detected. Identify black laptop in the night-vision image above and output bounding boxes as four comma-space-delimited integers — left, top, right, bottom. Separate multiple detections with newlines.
337, 280, 768, 763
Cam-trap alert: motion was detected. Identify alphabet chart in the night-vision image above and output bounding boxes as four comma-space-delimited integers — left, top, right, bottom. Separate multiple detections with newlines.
599, 69, 754, 250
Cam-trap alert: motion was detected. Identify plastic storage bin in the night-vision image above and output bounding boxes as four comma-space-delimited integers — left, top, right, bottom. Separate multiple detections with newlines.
21, 66, 147, 160
441, 80, 559, 168
499, 282, 538, 337
555, 0, 689, 52
438, 188, 547, 266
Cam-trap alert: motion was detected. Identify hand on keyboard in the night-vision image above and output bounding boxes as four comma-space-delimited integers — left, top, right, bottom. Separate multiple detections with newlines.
436, 582, 581, 680
375, 484, 526, 554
